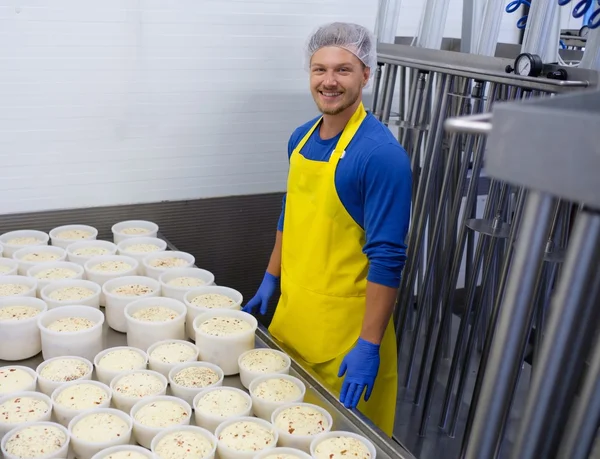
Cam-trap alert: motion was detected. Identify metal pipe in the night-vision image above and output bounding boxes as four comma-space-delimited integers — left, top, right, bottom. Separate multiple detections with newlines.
510, 208, 600, 459
462, 191, 556, 459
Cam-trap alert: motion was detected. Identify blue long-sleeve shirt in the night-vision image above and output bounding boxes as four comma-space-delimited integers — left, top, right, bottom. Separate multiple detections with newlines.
278, 112, 412, 288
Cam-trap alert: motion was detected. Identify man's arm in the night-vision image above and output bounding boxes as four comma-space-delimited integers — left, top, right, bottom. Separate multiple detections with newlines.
266, 230, 283, 278
361, 282, 398, 345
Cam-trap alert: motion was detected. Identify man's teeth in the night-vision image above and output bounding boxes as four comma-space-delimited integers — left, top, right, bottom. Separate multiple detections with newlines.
322, 92, 341, 96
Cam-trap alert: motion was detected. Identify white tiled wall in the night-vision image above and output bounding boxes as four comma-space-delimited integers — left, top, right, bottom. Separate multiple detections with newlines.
0, 0, 546, 216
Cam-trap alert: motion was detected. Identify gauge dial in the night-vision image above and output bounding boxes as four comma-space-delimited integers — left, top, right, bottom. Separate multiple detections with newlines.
513, 53, 543, 77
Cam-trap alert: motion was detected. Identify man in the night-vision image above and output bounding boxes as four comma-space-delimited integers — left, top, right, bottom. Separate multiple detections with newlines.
243, 22, 412, 436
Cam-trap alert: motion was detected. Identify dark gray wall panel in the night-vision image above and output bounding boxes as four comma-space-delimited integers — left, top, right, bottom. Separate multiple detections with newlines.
0, 193, 284, 326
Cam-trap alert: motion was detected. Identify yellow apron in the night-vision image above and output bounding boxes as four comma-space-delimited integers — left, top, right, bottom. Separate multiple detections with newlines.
269, 102, 398, 436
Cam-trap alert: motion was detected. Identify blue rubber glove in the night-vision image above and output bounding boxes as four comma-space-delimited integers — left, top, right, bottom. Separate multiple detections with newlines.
338, 338, 381, 409
242, 272, 279, 315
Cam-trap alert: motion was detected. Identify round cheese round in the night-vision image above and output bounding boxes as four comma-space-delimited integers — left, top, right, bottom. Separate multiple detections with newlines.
55, 383, 109, 410
0, 395, 50, 423
121, 227, 150, 235
240, 350, 287, 374
4, 424, 67, 458
0, 306, 41, 321
134, 400, 189, 428
6, 237, 42, 246
0, 284, 30, 297
112, 284, 155, 296
149, 257, 188, 268
113, 373, 164, 398
0, 368, 35, 394
40, 358, 90, 382
73, 246, 109, 257
154, 430, 213, 459
46, 317, 95, 332
253, 378, 302, 403
101, 451, 148, 459
124, 243, 161, 253
56, 229, 92, 240
91, 260, 133, 273
190, 293, 234, 309
313, 436, 372, 459
198, 317, 251, 337
218, 420, 276, 453
131, 306, 179, 322
274, 405, 328, 436
71, 412, 129, 442
48, 286, 95, 302
195, 389, 249, 418
98, 349, 146, 372
149, 342, 196, 364
167, 277, 205, 288
172, 367, 219, 388
34, 267, 78, 280
20, 252, 61, 262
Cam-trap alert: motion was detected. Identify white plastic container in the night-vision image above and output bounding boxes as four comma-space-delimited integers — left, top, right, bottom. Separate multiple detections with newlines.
249, 374, 306, 421
117, 236, 167, 265
270, 403, 333, 452
102, 275, 161, 333
109, 369, 168, 413
238, 348, 291, 390
147, 339, 199, 377
0, 390, 53, 436
68, 408, 133, 459
27, 261, 85, 297
151, 424, 218, 459
38, 305, 105, 361
310, 431, 377, 459
51, 380, 112, 427
91, 445, 155, 459
193, 309, 257, 375
112, 220, 159, 244
0, 297, 47, 360
13, 245, 67, 276
49, 224, 98, 249
93, 346, 149, 386
0, 275, 37, 298
130, 395, 192, 448
1, 421, 70, 459
168, 361, 224, 406
0, 258, 18, 276
0, 229, 49, 258
66, 240, 118, 266
214, 416, 278, 459
0, 366, 37, 395
184, 286, 242, 340
124, 297, 187, 351
142, 250, 196, 280
254, 447, 312, 459
84, 255, 139, 306
193, 387, 253, 433
160, 267, 216, 303
35, 355, 94, 396
40, 279, 101, 310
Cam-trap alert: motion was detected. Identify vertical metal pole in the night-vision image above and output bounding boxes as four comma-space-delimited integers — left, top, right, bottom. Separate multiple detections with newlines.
462, 191, 556, 459
510, 208, 600, 459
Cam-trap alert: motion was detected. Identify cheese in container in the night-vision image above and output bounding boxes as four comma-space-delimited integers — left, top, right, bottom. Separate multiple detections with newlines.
49, 224, 98, 249
40, 279, 101, 310
51, 380, 112, 427
214, 416, 278, 459
27, 261, 84, 297
0, 390, 53, 437
0, 297, 47, 361
84, 255, 139, 306
168, 361, 224, 405
183, 285, 242, 340
151, 425, 217, 459
1, 421, 70, 459
35, 355, 94, 396
66, 240, 117, 266
12, 245, 67, 276
160, 267, 215, 303
111, 220, 159, 244
0, 229, 49, 258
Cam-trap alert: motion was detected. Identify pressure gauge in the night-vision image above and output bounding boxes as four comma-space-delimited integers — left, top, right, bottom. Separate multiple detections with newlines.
514, 53, 543, 77
579, 25, 590, 39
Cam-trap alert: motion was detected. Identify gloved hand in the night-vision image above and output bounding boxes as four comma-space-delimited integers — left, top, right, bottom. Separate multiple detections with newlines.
338, 338, 381, 409
242, 272, 279, 315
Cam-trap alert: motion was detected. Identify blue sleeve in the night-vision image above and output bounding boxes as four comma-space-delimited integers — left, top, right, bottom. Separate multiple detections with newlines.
277, 130, 299, 232
362, 143, 412, 288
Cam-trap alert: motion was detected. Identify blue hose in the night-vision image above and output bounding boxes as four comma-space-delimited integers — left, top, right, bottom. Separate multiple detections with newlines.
559, 0, 600, 28
506, 0, 531, 29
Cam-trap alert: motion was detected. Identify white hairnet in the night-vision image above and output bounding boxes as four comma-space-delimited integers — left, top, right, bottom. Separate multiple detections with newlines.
305, 22, 378, 77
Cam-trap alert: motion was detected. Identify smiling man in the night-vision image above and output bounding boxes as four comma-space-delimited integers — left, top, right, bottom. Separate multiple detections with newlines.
243, 22, 412, 435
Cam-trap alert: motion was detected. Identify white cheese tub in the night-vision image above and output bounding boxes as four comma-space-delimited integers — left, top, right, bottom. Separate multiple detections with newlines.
111, 220, 159, 244
0, 229, 49, 258
193, 309, 257, 376
68, 408, 133, 459
1, 421, 70, 459
49, 224, 98, 249
51, 380, 112, 427
270, 402, 333, 453
124, 297, 187, 351
151, 425, 218, 459
168, 361, 224, 406
84, 255, 139, 306
90, 445, 155, 459
254, 447, 312, 459
192, 386, 253, 433
142, 250, 195, 280
0, 391, 53, 437
66, 240, 118, 266
93, 346, 149, 386
183, 286, 242, 340
214, 416, 278, 459
0, 366, 37, 395
27, 261, 84, 297
0, 297, 47, 361
147, 339, 199, 377
117, 236, 167, 265
248, 374, 306, 421
310, 431, 377, 459
160, 267, 215, 303
35, 355, 94, 396
37, 305, 105, 361
13, 245, 67, 276
109, 369, 168, 413
40, 279, 101, 310
0, 275, 37, 298
130, 395, 192, 448
237, 348, 291, 390
0, 258, 19, 276
102, 275, 161, 333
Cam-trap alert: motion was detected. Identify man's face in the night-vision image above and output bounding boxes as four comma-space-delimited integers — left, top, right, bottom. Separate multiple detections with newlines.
309, 46, 370, 116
